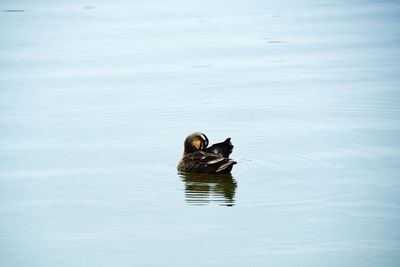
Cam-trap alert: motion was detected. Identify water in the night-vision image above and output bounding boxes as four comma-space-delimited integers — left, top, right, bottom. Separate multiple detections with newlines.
1, 0, 400, 266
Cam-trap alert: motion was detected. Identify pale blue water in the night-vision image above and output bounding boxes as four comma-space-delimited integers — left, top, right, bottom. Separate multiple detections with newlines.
1, 0, 400, 266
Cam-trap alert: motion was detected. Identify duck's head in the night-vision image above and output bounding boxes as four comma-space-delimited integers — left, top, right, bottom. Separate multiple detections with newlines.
183, 132, 209, 154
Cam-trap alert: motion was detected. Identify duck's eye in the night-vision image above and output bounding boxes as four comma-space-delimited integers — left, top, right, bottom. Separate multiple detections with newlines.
200, 133, 208, 148
192, 139, 202, 150
203, 138, 208, 148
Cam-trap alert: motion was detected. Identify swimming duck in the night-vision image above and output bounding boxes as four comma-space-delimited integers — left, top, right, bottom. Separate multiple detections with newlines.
177, 132, 236, 173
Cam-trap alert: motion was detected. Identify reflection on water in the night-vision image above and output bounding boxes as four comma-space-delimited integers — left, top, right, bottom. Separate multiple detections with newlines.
179, 172, 237, 206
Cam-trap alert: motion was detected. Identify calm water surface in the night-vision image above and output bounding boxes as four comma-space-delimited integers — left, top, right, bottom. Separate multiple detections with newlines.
1, 0, 400, 266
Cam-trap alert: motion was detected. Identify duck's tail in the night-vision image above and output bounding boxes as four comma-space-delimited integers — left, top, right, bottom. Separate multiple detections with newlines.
205, 138, 234, 158
216, 160, 237, 173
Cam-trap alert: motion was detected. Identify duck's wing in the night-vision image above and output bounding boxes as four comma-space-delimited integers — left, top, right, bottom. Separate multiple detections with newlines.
183, 151, 236, 173
205, 138, 234, 158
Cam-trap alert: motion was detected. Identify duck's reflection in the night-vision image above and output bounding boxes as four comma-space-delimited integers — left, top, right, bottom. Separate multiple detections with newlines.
179, 172, 237, 206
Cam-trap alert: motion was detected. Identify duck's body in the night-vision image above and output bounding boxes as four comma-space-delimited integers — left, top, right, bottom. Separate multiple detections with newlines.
177, 132, 236, 173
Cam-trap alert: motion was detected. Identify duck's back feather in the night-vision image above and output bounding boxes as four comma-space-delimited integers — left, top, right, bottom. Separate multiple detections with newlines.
178, 150, 236, 174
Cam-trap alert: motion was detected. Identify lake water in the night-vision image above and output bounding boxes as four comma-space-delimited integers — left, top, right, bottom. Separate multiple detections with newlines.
1, 0, 400, 266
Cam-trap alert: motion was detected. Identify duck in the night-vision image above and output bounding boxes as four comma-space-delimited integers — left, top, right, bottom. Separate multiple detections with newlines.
177, 132, 236, 173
